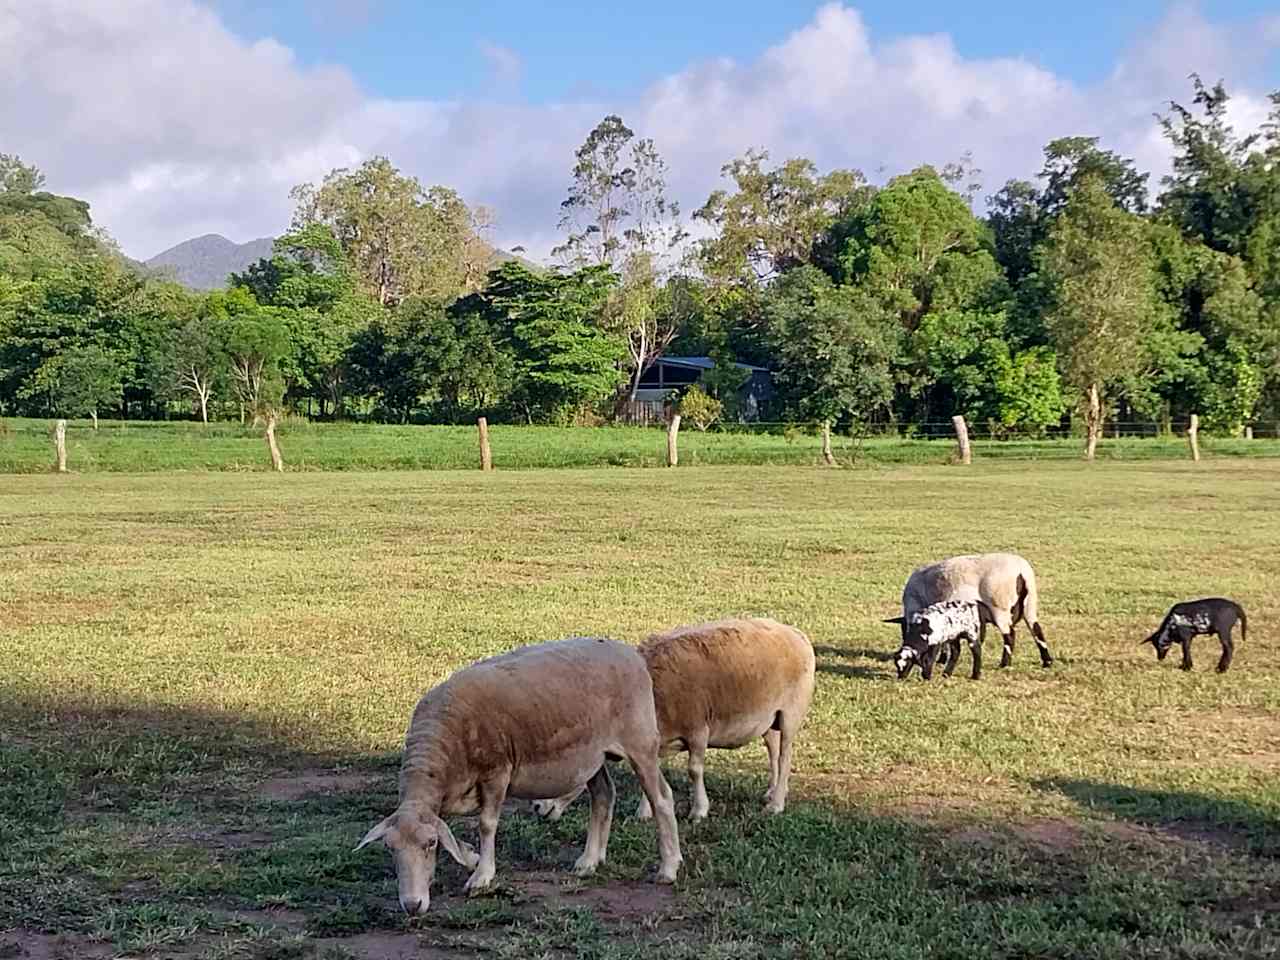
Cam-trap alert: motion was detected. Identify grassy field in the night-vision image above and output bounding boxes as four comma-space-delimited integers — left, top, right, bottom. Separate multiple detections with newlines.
2, 461, 1278, 959
3, 416, 1280, 472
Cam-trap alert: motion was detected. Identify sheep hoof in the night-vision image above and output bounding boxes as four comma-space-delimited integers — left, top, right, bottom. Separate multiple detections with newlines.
655, 862, 681, 885
572, 856, 600, 877
763, 801, 784, 815
463, 870, 495, 896
689, 808, 709, 822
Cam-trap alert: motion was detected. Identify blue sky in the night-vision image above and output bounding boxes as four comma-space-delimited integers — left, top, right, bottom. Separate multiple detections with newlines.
216, 0, 1278, 103
7, 2, 1280, 258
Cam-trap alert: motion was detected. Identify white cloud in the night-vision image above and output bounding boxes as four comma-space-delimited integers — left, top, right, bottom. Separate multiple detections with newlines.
478, 41, 524, 86
2, 0, 1277, 261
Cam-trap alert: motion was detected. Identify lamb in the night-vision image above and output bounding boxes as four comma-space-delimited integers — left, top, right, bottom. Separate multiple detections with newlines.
354, 637, 682, 915
1142, 597, 1247, 673
884, 552, 1052, 672
894, 598, 997, 680
533, 617, 816, 822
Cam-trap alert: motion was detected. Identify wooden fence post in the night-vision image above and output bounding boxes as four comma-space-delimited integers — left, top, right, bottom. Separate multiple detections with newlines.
265, 413, 284, 472
951, 415, 972, 465
53, 419, 67, 473
1187, 414, 1200, 463
1244, 425, 1253, 440
821, 421, 835, 466
666, 414, 681, 468
477, 417, 493, 471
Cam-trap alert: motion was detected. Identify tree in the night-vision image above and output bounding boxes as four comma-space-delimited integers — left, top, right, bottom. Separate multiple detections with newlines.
22, 344, 124, 427
696, 150, 871, 283
986, 179, 1042, 286
678, 385, 722, 431
203, 288, 291, 419
0, 154, 46, 195
761, 266, 897, 429
485, 263, 625, 423
1038, 177, 1156, 459
290, 157, 491, 306
154, 316, 228, 424
1038, 136, 1149, 217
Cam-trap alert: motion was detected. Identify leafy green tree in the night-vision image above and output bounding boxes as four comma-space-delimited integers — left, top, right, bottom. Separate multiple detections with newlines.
761, 266, 897, 428
1038, 177, 1156, 458
291, 157, 491, 306
486, 263, 625, 423
981, 343, 1066, 436
696, 150, 871, 283
21, 343, 124, 426
202, 288, 291, 419
678, 384, 723, 431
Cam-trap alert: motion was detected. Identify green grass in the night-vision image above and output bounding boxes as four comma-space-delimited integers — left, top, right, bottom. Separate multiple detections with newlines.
2, 416, 1279, 472
2, 461, 1278, 958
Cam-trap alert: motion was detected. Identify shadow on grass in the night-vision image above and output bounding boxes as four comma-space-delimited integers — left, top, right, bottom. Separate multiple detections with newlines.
1035, 778, 1280, 857
813, 645, 895, 681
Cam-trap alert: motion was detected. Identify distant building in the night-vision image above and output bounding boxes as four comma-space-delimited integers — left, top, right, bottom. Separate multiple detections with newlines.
631, 356, 774, 421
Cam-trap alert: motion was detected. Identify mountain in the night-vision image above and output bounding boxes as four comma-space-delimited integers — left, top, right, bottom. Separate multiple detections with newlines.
143, 234, 275, 290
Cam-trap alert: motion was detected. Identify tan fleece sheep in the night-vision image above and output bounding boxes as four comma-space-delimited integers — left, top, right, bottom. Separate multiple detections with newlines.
354, 637, 682, 915
885, 552, 1052, 670
534, 617, 816, 821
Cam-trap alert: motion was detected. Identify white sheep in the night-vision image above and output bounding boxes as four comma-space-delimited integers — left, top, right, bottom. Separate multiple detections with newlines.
533, 617, 816, 822
354, 637, 682, 915
884, 552, 1052, 671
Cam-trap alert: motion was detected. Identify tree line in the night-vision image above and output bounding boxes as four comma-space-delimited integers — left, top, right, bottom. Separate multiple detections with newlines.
1, 77, 1278, 452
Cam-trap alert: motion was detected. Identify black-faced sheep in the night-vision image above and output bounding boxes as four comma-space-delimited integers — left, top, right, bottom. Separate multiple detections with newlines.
1143, 597, 1247, 673
894, 598, 997, 680
354, 637, 682, 915
534, 617, 816, 822
885, 552, 1052, 671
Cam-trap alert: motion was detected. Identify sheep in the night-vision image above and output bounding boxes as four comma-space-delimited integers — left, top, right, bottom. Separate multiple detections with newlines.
1142, 597, 1247, 673
884, 552, 1052, 672
894, 598, 997, 680
354, 637, 682, 915
533, 617, 816, 822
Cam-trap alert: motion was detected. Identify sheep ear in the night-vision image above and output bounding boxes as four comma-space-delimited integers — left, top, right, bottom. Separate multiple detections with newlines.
354, 814, 397, 852
883, 616, 905, 625
1139, 634, 1156, 646
432, 816, 477, 868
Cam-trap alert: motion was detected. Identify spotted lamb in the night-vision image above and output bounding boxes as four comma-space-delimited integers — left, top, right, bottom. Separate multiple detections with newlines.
894, 598, 998, 680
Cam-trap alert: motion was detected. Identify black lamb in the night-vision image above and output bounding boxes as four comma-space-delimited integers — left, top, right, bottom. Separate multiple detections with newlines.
1142, 597, 1247, 674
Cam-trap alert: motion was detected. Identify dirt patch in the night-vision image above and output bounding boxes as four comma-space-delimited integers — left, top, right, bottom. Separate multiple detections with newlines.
949, 817, 1154, 852
258, 770, 380, 802
515, 875, 677, 922
0, 932, 114, 960
314, 931, 465, 959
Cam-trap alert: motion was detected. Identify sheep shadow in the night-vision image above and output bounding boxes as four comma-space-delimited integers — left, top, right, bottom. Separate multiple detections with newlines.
1033, 777, 1280, 858
812, 645, 895, 681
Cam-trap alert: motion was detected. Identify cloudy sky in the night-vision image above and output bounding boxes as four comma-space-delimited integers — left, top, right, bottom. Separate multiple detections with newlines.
2, 1, 1278, 261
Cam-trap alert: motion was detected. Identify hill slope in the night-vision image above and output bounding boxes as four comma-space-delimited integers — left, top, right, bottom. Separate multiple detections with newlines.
144, 234, 275, 290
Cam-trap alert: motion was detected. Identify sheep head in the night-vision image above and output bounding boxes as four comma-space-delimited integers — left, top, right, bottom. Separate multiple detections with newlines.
355, 807, 477, 915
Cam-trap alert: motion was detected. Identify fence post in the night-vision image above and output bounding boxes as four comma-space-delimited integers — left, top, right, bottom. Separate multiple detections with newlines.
1187, 414, 1200, 463
1244, 425, 1253, 440
951, 415, 972, 465
477, 417, 493, 471
820, 421, 835, 465
666, 414, 681, 468
53, 419, 67, 473
265, 413, 284, 472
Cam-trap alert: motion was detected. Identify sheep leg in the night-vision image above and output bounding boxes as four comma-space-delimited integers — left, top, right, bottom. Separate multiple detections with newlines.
627, 749, 682, 884
574, 765, 615, 876
1179, 629, 1194, 671
687, 731, 711, 820
968, 632, 983, 681
765, 718, 797, 814
999, 625, 1015, 669
1215, 627, 1233, 674
634, 790, 652, 820
763, 728, 781, 804
1031, 622, 1053, 667
463, 770, 510, 896
943, 639, 961, 678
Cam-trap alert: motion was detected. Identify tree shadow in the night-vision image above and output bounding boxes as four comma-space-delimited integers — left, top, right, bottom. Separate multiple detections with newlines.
1033, 777, 1280, 857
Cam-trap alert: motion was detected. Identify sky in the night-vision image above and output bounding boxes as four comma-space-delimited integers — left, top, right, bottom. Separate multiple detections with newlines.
3, 1, 1278, 261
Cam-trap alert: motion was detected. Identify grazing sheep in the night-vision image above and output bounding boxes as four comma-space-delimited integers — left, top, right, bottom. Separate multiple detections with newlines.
533, 617, 816, 822
1143, 597, 1247, 673
354, 637, 682, 915
885, 552, 1052, 671
894, 599, 997, 680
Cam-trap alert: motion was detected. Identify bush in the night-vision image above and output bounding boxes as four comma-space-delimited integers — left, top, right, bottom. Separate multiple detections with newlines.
679, 386, 723, 431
